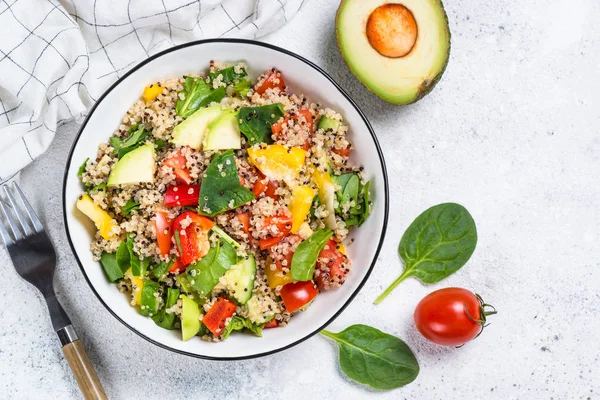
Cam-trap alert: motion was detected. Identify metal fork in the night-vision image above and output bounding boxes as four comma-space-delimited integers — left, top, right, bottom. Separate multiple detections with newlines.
0, 182, 107, 400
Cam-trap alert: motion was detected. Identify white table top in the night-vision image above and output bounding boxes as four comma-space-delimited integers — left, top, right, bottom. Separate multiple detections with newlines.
2, 0, 599, 398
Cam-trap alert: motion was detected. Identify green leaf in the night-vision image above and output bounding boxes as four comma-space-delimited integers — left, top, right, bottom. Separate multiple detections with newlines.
186, 239, 237, 297
77, 158, 89, 177
151, 260, 173, 281
199, 150, 255, 216
176, 77, 226, 118
233, 79, 251, 97
237, 104, 284, 145
291, 229, 333, 281
122, 198, 140, 217
140, 279, 160, 316
116, 241, 131, 273
320, 325, 419, 390
153, 138, 167, 151
174, 230, 183, 256
360, 180, 372, 226
332, 173, 360, 212
100, 252, 123, 282
89, 182, 107, 194
209, 66, 247, 84
152, 288, 180, 329
375, 203, 477, 304
110, 125, 150, 158
220, 316, 263, 340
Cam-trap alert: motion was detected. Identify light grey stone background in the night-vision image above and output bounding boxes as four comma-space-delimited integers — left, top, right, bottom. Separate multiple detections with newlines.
1, 0, 599, 398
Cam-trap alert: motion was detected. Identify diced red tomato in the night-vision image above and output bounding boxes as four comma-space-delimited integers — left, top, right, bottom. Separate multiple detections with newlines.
254, 70, 285, 95
332, 147, 351, 158
315, 239, 350, 290
168, 258, 186, 274
164, 184, 200, 207
271, 109, 314, 150
252, 172, 279, 201
172, 211, 215, 265
153, 209, 173, 256
280, 281, 318, 313
235, 212, 257, 246
258, 214, 292, 250
164, 151, 192, 184
202, 298, 237, 336
269, 234, 301, 270
264, 319, 279, 329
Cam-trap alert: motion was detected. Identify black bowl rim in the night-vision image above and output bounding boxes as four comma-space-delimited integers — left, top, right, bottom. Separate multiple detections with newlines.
62, 38, 389, 361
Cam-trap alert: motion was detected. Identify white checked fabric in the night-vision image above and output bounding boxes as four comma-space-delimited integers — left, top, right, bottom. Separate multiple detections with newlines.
0, 0, 306, 183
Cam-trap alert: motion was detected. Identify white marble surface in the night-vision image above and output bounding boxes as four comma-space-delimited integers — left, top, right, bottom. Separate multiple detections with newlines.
2, 0, 600, 398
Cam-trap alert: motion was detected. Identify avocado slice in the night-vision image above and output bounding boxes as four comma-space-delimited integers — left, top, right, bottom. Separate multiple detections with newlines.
172, 105, 222, 150
181, 295, 201, 341
107, 143, 155, 186
203, 109, 242, 150
336, 0, 450, 105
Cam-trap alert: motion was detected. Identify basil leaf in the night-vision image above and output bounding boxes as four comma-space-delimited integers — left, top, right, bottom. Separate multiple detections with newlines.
320, 325, 419, 390
199, 150, 255, 216
186, 239, 237, 297
209, 66, 247, 84
237, 104, 284, 145
116, 241, 131, 273
77, 158, 89, 177
176, 77, 226, 118
291, 229, 333, 281
100, 251, 123, 282
152, 287, 180, 329
220, 316, 263, 340
375, 203, 477, 304
122, 198, 140, 217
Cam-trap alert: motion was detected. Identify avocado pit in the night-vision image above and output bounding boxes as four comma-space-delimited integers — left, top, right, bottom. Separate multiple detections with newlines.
366, 4, 418, 58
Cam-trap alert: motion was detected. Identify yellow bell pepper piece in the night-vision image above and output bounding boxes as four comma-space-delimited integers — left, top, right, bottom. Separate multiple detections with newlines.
338, 243, 346, 255
312, 169, 337, 230
265, 264, 293, 289
247, 144, 306, 183
290, 185, 315, 233
142, 83, 163, 103
76, 194, 118, 240
125, 268, 144, 305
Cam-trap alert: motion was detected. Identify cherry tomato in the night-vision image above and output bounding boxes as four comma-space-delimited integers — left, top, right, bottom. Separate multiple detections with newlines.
254, 69, 285, 95
163, 184, 200, 207
164, 150, 192, 184
153, 209, 172, 256
414, 288, 497, 346
172, 211, 214, 265
315, 239, 349, 290
279, 281, 318, 313
203, 298, 237, 337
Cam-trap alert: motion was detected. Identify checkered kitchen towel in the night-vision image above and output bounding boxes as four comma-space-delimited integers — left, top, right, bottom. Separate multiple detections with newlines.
0, 0, 306, 183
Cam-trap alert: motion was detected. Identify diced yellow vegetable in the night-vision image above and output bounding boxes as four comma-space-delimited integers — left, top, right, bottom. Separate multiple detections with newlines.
290, 185, 315, 233
247, 144, 306, 183
76, 194, 118, 240
125, 268, 144, 305
312, 169, 337, 230
265, 263, 293, 289
142, 83, 163, 103
338, 243, 346, 255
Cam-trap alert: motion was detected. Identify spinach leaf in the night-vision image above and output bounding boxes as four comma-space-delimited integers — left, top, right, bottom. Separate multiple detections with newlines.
332, 173, 360, 213
320, 325, 419, 390
220, 316, 263, 340
332, 173, 372, 228
110, 124, 149, 158
233, 79, 251, 97
186, 239, 237, 297
100, 251, 123, 282
116, 241, 131, 273
89, 182, 107, 194
140, 279, 160, 316
77, 158, 89, 177
199, 150, 255, 216
153, 138, 167, 151
174, 230, 183, 256
151, 260, 173, 281
176, 77, 227, 118
375, 203, 477, 304
209, 66, 247, 84
152, 287, 180, 329
291, 229, 333, 281
122, 198, 140, 217
237, 104, 284, 145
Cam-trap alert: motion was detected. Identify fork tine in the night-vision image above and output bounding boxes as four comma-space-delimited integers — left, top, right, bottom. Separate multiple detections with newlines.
3, 185, 33, 237
0, 198, 22, 241
0, 204, 14, 246
12, 182, 43, 233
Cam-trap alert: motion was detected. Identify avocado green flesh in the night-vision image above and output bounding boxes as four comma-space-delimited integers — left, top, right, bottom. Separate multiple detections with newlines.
203, 109, 242, 150
107, 143, 155, 186
181, 295, 201, 341
336, 0, 450, 105
172, 105, 222, 149
221, 255, 256, 305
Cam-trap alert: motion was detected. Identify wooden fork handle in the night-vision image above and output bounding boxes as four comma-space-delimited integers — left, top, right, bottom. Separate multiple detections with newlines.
62, 339, 108, 400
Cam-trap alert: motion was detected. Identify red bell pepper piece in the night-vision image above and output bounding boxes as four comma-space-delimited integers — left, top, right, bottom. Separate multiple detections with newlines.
164, 184, 200, 207
203, 298, 237, 337
153, 209, 172, 256
163, 150, 192, 184
172, 211, 215, 265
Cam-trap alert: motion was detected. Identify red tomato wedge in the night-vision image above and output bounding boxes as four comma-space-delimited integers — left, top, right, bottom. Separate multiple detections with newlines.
316, 239, 349, 290
235, 212, 257, 246
164, 184, 200, 207
271, 109, 314, 150
153, 209, 173, 256
164, 151, 192, 184
258, 214, 292, 250
332, 147, 351, 158
264, 319, 279, 329
254, 70, 285, 95
203, 298, 237, 337
252, 172, 279, 201
280, 281, 318, 313
172, 211, 214, 265
168, 258, 186, 274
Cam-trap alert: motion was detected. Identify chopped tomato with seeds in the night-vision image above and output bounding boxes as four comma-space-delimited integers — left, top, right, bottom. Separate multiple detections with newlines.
254, 69, 285, 95
153, 209, 172, 256
164, 184, 200, 207
252, 172, 279, 200
235, 212, 257, 246
258, 214, 292, 250
164, 150, 192, 184
332, 147, 351, 158
172, 211, 214, 265
203, 298, 237, 337
315, 239, 350, 289
280, 281, 318, 313
264, 319, 279, 329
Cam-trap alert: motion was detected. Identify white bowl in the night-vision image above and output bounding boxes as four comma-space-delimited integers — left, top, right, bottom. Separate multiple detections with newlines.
63, 39, 389, 360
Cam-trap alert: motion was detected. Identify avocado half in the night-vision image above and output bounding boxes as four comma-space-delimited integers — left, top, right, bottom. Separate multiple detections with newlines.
336, 0, 451, 105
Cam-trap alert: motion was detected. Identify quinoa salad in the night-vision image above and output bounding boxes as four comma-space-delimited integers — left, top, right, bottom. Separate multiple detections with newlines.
76, 62, 372, 342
